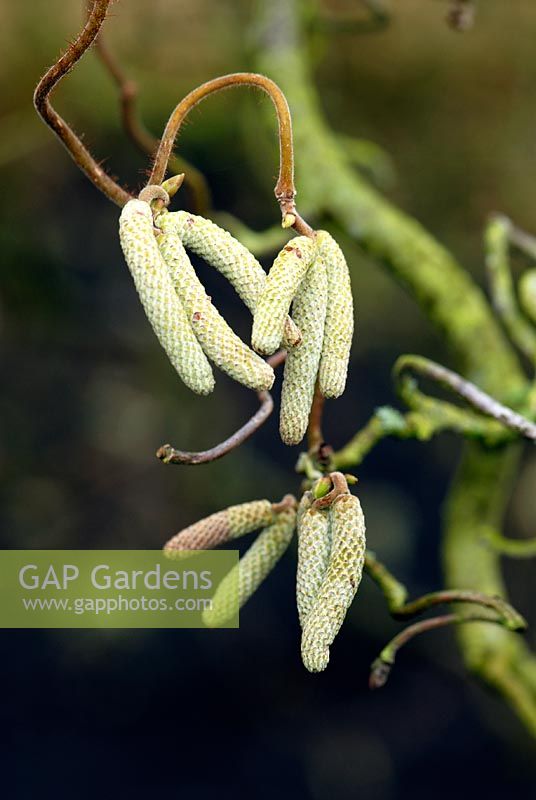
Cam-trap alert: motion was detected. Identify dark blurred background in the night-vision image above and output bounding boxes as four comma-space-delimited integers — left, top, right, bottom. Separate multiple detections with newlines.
1, 0, 536, 797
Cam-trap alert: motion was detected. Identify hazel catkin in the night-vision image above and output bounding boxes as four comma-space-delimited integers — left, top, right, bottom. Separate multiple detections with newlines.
156, 228, 275, 392
279, 253, 328, 445
202, 503, 297, 627
158, 210, 302, 349
118, 199, 215, 395
163, 499, 274, 558
316, 230, 354, 399
252, 236, 317, 355
301, 493, 366, 672
296, 494, 332, 628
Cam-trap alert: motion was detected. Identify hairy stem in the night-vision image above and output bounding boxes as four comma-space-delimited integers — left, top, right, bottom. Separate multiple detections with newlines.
34, 0, 131, 206
148, 72, 314, 236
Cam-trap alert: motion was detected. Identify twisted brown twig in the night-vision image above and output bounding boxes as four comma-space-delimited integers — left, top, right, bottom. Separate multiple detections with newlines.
156, 351, 286, 465
90, 7, 211, 214
33, 0, 131, 206
147, 72, 315, 238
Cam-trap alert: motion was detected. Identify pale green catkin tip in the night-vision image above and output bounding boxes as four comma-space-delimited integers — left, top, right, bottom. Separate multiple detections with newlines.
280, 253, 328, 445
252, 236, 317, 355
316, 230, 354, 399
156, 228, 275, 392
301, 493, 366, 673
202, 504, 297, 627
519, 269, 536, 326
118, 200, 215, 396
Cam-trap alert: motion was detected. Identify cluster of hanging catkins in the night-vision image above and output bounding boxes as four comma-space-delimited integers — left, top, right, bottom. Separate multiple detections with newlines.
163, 473, 366, 672
118, 187, 353, 445
118, 187, 365, 671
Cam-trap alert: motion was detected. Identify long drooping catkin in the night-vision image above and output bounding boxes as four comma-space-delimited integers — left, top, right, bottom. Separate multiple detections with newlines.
296, 495, 332, 628
317, 231, 354, 399
118, 199, 214, 395
202, 503, 297, 627
163, 499, 274, 558
301, 493, 366, 672
157, 229, 275, 391
252, 236, 317, 355
158, 210, 301, 349
280, 253, 328, 445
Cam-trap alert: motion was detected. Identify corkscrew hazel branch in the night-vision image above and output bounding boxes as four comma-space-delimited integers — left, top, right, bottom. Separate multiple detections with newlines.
366, 546, 525, 625
369, 612, 503, 690
147, 72, 314, 237
394, 355, 536, 442
157, 391, 273, 466
333, 349, 536, 472
34, 0, 131, 207
364, 550, 527, 688
156, 351, 286, 466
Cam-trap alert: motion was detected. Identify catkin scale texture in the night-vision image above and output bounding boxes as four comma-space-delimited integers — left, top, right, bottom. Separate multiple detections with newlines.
163, 499, 274, 558
296, 497, 332, 628
157, 229, 275, 392
280, 254, 329, 445
118, 200, 214, 395
301, 493, 366, 672
252, 236, 317, 355
159, 211, 301, 349
317, 231, 354, 398
202, 505, 296, 627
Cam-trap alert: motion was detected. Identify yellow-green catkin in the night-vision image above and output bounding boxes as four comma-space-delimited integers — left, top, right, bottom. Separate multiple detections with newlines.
301, 493, 366, 672
158, 210, 301, 349
296, 494, 332, 628
118, 199, 215, 395
280, 254, 328, 445
156, 229, 275, 392
202, 504, 297, 627
163, 499, 274, 558
252, 236, 317, 355
317, 231, 354, 399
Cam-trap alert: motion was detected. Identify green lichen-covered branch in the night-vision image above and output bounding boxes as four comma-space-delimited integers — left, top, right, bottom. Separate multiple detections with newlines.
252, 0, 536, 735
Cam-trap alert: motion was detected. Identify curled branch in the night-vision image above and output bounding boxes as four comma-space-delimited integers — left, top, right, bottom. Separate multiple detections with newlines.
156, 351, 286, 466
369, 612, 497, 690
148, 72, 314, 237
90, 9, 211, 214
395, 355, 536, 442
33, 0, 131, 206
365, 550, 527, 689
157, 391, 273, 466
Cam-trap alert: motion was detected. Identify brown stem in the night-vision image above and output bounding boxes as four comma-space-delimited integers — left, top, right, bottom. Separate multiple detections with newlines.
312, 471, 349, 508
392, 589, 526, 630
156, 351, 286, 466
156, 390, 274, 466
148, 72, 314, 237
369, 611, 503, 690
34, 0, 131, 207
